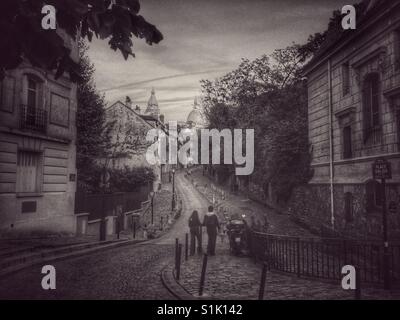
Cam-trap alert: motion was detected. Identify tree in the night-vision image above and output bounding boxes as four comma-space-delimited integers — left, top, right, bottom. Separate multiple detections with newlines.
201, 44, 312, 202
0, 0, 163, 80
76, 39, 111, 192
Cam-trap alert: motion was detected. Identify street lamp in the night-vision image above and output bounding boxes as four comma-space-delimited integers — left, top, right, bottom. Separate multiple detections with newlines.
150, 191, 155, 225
172, 168, 176, 211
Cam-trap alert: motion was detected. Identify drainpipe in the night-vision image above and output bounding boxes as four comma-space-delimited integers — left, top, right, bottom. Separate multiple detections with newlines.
328, 59, 335, 230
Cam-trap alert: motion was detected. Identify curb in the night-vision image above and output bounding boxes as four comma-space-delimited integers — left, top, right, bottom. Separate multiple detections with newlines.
160, 264, 210, 300
0, 238, 146, 279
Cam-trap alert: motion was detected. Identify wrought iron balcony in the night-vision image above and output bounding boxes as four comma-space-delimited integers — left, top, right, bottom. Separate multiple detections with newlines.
20, 104, 47, 133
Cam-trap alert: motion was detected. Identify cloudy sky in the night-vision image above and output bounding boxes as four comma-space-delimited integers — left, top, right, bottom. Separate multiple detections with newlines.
88, 0, 349, 121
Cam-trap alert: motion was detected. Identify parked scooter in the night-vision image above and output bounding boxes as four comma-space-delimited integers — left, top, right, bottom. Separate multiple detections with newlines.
227, 216, 247, 256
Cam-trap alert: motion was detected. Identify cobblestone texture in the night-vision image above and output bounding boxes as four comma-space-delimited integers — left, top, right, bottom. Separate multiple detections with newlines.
188, 168, 313, 238
0, 174, 191, 300
177, 237, 400, 300
174, 168, 400, 300
1, 170, 399, 300
0, 243, 175, 300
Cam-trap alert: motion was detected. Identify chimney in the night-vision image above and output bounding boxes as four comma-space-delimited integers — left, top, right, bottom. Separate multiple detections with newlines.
135, 105, 141, 114
125, 96, 132, 108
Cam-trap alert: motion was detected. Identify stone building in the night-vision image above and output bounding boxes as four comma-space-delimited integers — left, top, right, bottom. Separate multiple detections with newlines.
291, 0, 400, 240
104, 92, 168, 189
0, 30, 78, 236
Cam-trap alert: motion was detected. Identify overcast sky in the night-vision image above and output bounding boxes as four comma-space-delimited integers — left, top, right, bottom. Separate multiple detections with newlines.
88, 0, 349, 122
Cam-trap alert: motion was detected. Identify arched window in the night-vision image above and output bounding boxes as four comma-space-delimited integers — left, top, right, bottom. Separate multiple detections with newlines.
362, 73, 381, 143
365, 180, 382, 213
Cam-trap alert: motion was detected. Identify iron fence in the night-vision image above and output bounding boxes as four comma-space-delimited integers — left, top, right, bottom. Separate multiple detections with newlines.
250, 232, 400, 286
75, 185, 151, 220
20, 104, 47, 133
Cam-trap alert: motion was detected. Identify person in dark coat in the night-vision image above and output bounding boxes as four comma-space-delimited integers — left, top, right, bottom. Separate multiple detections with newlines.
188, 210, 202, 255
203, 205, 220, 255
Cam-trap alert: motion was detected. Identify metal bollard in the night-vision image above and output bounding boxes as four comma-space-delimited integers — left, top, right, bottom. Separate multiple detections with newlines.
355, 266, 361, 300
175, 238, 179, 271
199, 253, 208, 296
258, 263, 268, 300
176, 244, 182, 281
185, 233, 189, 261
296, 238, 300, 277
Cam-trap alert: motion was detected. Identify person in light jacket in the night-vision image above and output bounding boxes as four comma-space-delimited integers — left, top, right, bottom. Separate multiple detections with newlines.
203, 205, 220, 255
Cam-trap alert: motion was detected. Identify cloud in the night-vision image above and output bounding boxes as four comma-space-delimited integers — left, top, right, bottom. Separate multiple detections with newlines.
89, 0, 349, 121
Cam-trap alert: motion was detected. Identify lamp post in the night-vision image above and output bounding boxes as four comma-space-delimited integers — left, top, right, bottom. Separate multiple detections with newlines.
150, 191, 155, 225
172, 168, 176, 211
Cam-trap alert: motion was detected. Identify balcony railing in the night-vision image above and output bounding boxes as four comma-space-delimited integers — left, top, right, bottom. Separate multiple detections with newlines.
20, 104, 47, 133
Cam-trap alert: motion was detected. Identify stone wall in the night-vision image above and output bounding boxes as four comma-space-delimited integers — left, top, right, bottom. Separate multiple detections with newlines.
288, 183, 400, 241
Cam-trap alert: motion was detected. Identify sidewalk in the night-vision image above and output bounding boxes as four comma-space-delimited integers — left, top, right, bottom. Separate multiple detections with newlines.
160, 168, 400, 300
188, 167, 312, 238
164, 234, 400, 300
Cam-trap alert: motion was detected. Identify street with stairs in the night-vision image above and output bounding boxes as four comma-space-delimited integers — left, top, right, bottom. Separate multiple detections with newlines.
1, 170, 399, 300
0, 173, 202, 299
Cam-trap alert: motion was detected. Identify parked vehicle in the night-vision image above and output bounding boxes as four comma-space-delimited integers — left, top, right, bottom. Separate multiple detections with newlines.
227, 218, 247, 256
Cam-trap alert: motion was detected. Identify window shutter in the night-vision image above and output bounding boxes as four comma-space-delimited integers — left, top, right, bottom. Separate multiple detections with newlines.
0, 76, 15, 112
343, 126, 352, 159
344, 192, 353, 222
371, 76, 380, 127
363, 78, 373, 142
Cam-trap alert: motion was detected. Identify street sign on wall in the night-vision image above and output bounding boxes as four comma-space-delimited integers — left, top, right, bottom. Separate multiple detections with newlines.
372, 158, 392, 180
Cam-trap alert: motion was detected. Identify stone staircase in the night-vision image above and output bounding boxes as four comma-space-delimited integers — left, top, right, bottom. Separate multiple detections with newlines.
0, 237, 144, 278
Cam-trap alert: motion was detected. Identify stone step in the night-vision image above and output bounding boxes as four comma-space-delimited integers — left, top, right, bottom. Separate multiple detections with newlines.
0, 246, 36, 259
0, 239, 145, 278
0, 239, 123, 270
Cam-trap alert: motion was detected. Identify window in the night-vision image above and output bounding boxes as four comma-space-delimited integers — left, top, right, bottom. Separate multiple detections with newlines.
16, 151, 42, 193
365, 180, 382, 213
21, 75, 46, 132
27, 78, 38, 108
395, 29, 400, 71
362, 73, 381, 143
342, 62, 350, 96
343, 126, 352, 159
344, 192, 353, 223
0, 76, 16, 112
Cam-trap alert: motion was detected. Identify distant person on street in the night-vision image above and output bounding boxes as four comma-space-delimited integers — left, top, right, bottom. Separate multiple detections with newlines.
203, 205, 220, 255
188, 210, 202, 255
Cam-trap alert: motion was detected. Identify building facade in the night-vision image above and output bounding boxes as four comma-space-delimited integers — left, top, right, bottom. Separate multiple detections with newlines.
104, 94, 167, 189
290, 0, 400, 240
0, 30, 78, 236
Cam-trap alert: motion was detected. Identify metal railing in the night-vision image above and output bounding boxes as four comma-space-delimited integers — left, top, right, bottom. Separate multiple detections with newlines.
20, 104, 47, 133
250, 232, 400, 286
75, 187, 151, 220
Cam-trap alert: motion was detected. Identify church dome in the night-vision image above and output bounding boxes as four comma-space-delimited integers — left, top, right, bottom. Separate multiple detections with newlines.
186, 97, 205, 128
187, 109, 203, 125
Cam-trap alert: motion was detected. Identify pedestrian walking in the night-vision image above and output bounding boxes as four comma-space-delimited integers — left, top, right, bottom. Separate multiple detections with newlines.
188, 210, 202, 255
203, 205, 220, 255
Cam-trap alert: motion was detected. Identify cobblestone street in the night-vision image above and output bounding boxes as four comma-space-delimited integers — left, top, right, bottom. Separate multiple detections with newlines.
0, 174, 192, 300
1, 170, 399, 300
173, 169, 400, 300
0, 243, 175, 299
